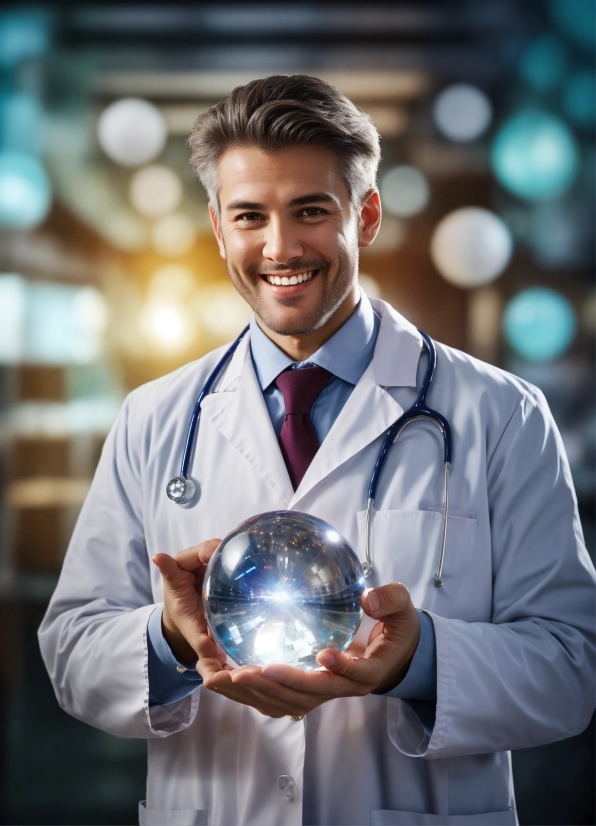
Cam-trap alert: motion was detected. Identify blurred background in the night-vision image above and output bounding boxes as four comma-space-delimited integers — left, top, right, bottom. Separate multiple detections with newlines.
0, 1, 593, 824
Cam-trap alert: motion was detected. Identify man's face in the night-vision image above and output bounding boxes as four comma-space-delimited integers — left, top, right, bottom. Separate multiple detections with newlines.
210, 144, 379, 339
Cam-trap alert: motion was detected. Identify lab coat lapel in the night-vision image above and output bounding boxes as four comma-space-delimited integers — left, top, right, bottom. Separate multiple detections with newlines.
291, 300, 423, 506
200, 336, 294, 506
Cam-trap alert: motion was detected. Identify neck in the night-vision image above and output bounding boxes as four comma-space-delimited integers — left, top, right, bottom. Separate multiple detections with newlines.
256, 287, 360, 361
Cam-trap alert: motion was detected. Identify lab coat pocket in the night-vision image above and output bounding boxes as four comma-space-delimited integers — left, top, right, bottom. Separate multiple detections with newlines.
357, 509, 483, 618
139, 801, 209, 825
370, 808, 517, 825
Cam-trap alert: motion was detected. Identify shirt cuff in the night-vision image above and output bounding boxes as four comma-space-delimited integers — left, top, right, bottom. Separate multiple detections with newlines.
147, 604, 202, 707
381, 610, 437, 702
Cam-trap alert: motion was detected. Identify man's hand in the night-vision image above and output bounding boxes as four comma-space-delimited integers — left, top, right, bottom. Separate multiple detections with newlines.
152, 540, 226, 667
198, 581, 421, 718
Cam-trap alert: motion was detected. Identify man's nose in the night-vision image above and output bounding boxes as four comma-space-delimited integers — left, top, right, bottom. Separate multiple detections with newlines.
262, 217, 304, 263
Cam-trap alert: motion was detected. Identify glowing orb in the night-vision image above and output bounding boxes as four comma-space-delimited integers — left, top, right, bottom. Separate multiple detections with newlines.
98, 98, 167, 167
0, 151, 51, 229
491, 110, 579, 201
433, 84, 492, 142
430, 207, 512, 287
129, 164, 182, 218
503, 287, 576, 362
203, 511, 365, 670
381, 165, 429, 217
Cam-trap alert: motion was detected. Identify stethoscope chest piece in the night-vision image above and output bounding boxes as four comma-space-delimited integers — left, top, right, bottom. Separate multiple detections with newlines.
166, 476, 196, 504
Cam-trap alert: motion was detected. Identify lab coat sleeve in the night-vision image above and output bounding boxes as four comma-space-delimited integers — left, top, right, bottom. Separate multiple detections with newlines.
38, 394, 200, 739
391, 388, 596, 759
147, 604, 202, 706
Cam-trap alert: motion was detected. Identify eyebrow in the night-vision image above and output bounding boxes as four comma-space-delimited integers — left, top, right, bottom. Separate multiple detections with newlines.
225, 192, 338, 211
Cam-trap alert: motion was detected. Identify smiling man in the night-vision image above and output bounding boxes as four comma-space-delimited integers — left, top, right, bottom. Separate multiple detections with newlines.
39, 76, 595, 826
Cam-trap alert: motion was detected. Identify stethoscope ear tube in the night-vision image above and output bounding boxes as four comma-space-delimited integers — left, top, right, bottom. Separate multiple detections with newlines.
362, 333, 452, 587
166, 326, 249, 505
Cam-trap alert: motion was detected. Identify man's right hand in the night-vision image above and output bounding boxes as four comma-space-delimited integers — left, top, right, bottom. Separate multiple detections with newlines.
152, 540, 225, 668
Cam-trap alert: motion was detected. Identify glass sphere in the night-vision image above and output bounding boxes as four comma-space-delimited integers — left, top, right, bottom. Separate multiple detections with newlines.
203, 511, 365, 671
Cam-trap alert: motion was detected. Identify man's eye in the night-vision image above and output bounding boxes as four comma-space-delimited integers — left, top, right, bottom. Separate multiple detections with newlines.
236, 212, 264, 222
299, 207, 326, 218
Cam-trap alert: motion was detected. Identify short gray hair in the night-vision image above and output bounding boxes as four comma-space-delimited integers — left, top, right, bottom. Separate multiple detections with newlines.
188, 74, 381, 208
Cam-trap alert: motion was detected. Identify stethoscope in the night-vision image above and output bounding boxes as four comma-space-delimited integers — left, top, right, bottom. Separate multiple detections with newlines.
166, 327, 452, 588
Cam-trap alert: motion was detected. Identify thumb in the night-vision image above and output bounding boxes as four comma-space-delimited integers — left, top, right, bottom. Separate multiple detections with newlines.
153, 552, 184, 586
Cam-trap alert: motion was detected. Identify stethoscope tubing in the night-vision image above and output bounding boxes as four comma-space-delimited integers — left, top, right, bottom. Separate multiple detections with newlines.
168, 326, 452, 588
179, 326, 250, 479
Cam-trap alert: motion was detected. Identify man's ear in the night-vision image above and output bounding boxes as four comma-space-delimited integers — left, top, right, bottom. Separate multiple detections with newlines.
209, 204, 227, 260
358, 189, 382, 249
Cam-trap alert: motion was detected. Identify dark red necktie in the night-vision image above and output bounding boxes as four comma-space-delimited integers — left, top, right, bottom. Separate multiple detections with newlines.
275, 365, 332, 489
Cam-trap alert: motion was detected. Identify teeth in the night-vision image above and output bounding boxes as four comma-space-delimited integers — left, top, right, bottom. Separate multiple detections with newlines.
266, 271, 315, 286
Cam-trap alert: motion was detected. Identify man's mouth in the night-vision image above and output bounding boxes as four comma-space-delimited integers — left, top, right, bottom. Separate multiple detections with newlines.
262, 270, 317, 287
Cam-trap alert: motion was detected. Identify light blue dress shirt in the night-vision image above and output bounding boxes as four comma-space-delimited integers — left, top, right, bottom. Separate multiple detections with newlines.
148, 296, 436, 727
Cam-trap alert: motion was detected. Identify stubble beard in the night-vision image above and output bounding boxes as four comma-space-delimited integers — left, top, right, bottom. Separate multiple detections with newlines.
225, 249, 359, 338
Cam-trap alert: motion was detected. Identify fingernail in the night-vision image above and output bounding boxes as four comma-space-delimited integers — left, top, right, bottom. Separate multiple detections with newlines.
318, 652, 335, 667
367, 590, 380, 612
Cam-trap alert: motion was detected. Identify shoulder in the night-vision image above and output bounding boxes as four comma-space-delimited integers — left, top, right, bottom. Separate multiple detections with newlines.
121, 344, 230, 429
429, 340, 547, 438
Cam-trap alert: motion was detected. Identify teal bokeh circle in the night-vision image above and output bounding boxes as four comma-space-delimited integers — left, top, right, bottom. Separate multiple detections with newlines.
491, 110, 579, 201
503, 287, 576, 362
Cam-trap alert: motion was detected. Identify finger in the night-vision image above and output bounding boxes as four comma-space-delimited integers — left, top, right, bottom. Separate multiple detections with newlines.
232, 667, 314, 698
261, 662, 359, 696
173, 545, 206, 572
315, 648, 381, 687
196, 539, 221, 565
197, 654, 232, 680
152, 552, 181, 581
362, 583, 412, 620
204, 670, 307, 716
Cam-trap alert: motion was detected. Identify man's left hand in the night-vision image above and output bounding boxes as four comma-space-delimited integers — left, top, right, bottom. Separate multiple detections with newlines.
198, 582, 421, 718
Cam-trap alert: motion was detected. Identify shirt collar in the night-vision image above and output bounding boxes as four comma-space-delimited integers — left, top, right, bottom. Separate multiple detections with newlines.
250, 290, 379, 391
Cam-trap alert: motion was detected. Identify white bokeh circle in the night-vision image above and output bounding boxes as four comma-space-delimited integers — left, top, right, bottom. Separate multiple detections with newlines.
98, 98, 167, 167
380, 165, 430, 218
151, 212, 196, 256
430, 207, 512, 287
433, 84, 492, 143
129, 164, 182, 218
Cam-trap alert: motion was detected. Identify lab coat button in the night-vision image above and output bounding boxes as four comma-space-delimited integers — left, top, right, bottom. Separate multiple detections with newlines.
277, 775, 298, 802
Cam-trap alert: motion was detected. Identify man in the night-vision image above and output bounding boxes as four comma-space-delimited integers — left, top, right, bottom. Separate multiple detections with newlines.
39, 76, 595, 826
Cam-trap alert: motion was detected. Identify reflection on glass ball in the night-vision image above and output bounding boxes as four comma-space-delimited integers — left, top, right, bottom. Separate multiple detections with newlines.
203, 511, 365, 671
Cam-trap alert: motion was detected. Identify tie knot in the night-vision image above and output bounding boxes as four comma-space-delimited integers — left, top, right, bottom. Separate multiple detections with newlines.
275, 364, 332, 415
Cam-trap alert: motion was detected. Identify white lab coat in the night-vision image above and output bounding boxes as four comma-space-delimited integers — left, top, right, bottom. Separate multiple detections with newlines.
39, 298, 595, 826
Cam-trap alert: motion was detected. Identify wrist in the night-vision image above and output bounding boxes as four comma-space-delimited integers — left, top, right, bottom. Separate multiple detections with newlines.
161, 610, 198, 665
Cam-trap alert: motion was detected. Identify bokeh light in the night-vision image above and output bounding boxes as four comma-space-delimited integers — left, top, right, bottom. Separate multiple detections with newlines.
140, 299, 194, 353
549, 0, 596, 50
25, 283, 108, 364
0, 274, 26, 363
195, 284, 252, 340
503, 287, 576, 362
491, 110, 579, 201
430, 207, 513, 288
148, 264, 196, 300
0, 151, 51, 230
129, 164, 182, 218
151, 213, 196, 256
0, 10, 50, 69
97, 98, 167, 167
432, 84, 492, 142
380, 165, 429, 217
0, 92, 44, 155
562, 70, 596, 130
517, 33, 568, 92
